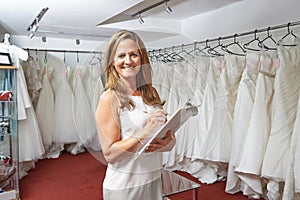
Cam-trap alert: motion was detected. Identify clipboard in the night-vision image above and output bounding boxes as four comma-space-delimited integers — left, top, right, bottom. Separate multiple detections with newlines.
135, 104, 199, 159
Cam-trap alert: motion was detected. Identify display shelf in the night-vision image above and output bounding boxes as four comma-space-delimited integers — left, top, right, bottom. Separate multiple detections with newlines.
0, 189, 19, 200
0, 66, 17, 70
0, 66, 19, 200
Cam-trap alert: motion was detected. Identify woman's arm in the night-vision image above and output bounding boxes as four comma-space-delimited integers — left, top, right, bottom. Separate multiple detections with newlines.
146, 130, 176, 152
95, 90, 167, 164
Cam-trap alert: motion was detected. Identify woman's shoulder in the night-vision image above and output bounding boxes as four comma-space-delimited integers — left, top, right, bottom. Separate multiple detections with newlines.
100, 89, 113, 102
100, 89, 121, 107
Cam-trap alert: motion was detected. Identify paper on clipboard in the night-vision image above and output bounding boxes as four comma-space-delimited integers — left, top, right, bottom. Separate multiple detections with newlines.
135, 105, 199, 159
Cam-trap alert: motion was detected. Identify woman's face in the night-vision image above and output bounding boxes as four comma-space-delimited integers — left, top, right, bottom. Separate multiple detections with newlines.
113, 38, 141, 80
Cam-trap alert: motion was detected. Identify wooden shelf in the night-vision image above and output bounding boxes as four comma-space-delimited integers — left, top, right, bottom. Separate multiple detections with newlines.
0, 66, 17, 69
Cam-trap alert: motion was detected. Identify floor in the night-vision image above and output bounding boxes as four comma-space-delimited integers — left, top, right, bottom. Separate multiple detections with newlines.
19, 150, 249, 200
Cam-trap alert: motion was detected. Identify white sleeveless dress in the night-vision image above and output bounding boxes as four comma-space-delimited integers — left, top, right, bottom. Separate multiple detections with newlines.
226, 52, 259, 195
54, 66, 80, 144
282, 39, 300, 200
234, 52, 276, 199
200, 55, 244, 162
35, 65, 55, 152
83, 65, 104, 112
192, 57, 222, 184
261, 44, 300, 199
183, 56, 209, 161
102, 92, 163, 200
72, 66, 99, 150
163, 61, 189, 168
18, 64, 45, 177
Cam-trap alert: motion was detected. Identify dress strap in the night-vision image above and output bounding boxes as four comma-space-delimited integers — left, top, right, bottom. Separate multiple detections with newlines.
109, 89, 122, 115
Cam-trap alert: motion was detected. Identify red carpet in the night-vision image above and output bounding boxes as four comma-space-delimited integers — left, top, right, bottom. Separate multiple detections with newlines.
20, 151, 249, 200
19, 150, 105, 200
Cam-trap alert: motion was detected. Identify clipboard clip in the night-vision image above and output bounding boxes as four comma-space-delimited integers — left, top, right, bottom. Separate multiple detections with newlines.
184, 100, 201, 116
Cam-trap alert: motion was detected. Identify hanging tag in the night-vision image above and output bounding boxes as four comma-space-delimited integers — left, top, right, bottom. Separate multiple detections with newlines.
62, 67, 67, 77
221, 59, 226, 69
273, 58, 280, 70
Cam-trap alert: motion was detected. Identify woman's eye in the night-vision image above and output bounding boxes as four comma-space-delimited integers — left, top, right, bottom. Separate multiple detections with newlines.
117, 54, 125, 59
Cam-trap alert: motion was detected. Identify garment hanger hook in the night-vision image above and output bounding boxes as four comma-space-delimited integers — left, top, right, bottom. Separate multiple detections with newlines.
44, 50, 47, 64
234, 34, 238, 43
268, 27, 271, 36
64, 51, 66, 64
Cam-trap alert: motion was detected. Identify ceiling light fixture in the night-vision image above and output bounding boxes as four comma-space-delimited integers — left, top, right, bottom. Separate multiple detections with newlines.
138, 13, 144, 24
165, 1, 172, 14
42, 36, 47, 43
28, 32, 35, 39
76, 39, 80, 45
27, 7, 49, 39
131, 0, 171, 24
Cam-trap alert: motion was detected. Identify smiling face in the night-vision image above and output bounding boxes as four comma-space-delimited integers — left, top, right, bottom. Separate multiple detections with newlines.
113, 38, 142, 82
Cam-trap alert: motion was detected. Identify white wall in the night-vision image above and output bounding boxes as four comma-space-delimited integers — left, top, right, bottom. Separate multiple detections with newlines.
182, 0, 300, 43
11, 35, 106, 52
9, 0, 300, 51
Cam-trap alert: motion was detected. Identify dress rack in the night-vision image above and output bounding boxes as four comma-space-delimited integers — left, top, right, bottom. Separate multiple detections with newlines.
25, 48, 102, 54
24, 20, 300, 55
154, 20, 300, 51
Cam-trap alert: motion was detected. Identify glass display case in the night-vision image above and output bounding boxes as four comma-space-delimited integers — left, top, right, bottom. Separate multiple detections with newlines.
0, 65, 19, 200
162, 169, 200, 200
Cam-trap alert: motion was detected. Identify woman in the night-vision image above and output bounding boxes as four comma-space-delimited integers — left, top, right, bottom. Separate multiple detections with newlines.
95, 30, 176, 200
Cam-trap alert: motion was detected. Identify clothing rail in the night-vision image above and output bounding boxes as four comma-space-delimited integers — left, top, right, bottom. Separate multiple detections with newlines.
25, 48, 102, 54
158, 20, 300, 51
25, 20, 300, 54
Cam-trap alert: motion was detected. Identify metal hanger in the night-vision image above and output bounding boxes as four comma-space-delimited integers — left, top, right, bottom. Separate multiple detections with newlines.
176, 44, 194, 59
89, 51, 102, 66
198, 39, 211, 56
258, 27, 277, 50
208, 37, 225, 56
278, 22, 298, 46
187, 41, 209, 57
222, 34, 246, 56
243, 30, 262, 51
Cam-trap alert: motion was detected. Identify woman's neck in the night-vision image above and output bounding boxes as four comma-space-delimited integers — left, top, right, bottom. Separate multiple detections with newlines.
121, 78, 137, 95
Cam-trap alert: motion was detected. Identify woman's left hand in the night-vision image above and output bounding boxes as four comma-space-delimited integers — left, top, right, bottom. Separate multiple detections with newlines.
145, 130, 175, 153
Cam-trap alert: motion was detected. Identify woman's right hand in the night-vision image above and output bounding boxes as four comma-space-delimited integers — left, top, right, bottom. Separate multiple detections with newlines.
146, 107, 168, 128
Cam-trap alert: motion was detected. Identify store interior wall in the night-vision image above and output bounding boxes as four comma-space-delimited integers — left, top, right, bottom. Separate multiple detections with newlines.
5, 0, 300, 65
181, 0, 300, 42
0, 23, 8, 37
145, 0, 300, 48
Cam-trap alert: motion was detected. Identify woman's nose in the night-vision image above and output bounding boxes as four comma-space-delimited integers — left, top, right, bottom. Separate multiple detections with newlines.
124, 54, 132, 64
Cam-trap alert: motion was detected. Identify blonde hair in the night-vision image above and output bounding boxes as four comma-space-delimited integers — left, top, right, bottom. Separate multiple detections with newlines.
104, 30, 163, 110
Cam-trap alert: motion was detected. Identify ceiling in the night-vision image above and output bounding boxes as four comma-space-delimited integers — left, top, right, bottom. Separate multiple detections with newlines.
0, 0, 242, 43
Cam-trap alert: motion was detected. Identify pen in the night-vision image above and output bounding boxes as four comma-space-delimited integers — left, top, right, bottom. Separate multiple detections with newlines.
142, 111, 170, 116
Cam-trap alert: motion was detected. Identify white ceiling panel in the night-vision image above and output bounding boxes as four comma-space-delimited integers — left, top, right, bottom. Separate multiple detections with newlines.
0, 0, 243, 42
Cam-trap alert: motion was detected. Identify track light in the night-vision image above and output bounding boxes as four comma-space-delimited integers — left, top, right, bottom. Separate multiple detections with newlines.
132, 1, 172, 24
27, 7, 49, 39
31, 22, 39, 32
28, 19, 39, 39
28, 32, 35, 39
42, 36, 47, 43
138, 13, 144, 24
165, 1, 172, 14
76, 39, 80, 45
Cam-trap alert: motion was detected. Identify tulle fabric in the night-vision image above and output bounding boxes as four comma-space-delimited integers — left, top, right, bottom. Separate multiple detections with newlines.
35, 65, 55, 152
53, 66, 80, 144
72, 66, 100, 150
